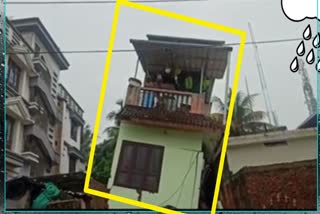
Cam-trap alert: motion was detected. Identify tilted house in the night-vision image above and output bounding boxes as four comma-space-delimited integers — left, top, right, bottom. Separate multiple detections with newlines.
107, 35, 232, 209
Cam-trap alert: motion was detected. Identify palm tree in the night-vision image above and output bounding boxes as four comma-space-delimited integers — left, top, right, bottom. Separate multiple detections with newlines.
80, 124, 93, 162
211, 88, 272, 136
200, 89, 271, 208
91, 99, 124, 184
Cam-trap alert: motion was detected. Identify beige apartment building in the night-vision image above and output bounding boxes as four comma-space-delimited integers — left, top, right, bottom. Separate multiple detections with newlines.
6, 17, 85, 179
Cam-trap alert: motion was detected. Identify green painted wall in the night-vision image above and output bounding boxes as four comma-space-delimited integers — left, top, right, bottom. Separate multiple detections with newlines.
107, 122, 204, 209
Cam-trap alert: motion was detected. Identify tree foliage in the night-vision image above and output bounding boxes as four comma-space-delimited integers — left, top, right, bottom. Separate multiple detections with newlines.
90, 99, 123, 184
80, 124, 93, 162
211, 88, 273, 136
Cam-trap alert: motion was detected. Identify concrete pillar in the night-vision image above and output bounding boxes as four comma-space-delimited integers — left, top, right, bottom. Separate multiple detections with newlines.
125, 78, 141, 106
12, 121, 23, 153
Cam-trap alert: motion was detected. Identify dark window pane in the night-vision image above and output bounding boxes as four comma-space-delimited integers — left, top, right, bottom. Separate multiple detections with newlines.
148, 148, 163, 174
6, 117, 13, 150
131, 173, 144, 189
69, 156, 76, 173
118, 144, 134, 171
134, 146, 148, 171
7, 59, 21, 91
70, 120, 78, 141
145, 175, 158, 192
116, 172, 130, 186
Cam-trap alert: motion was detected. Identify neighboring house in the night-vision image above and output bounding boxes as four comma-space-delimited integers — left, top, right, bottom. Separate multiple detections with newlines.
220, 116, 316, 209
107, 35, 232, 209
5, 17, 84, 179
57, 84, 85, 173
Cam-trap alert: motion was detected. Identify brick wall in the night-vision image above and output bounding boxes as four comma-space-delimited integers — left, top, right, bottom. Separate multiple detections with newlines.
220, 160, 316, 209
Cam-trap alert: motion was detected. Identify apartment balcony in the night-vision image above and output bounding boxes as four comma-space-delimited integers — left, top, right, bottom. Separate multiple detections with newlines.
125, 78, 211, 114
25, 124, 56, 164
6, 24, 22, 47
69, 111, 85, 126
121, 78, 222, 132
32, 55, 48, 73
30, 76, 60, 121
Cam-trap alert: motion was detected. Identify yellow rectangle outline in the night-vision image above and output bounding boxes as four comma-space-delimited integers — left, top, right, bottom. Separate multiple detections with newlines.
83, 0, 246, 213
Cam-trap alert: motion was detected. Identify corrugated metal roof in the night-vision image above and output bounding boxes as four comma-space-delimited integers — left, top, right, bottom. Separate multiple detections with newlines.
146, 34, 226, 46
130, 36, 232, 79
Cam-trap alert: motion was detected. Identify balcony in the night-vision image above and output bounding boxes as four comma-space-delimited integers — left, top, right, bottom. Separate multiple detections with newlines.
25, 124, 56, 163
121, 78, 221, 132
6, 25, 22, 47
30, 76, 60, 121
125, 78, 211, 115
32, 55, 48, 73
139, 87, 192, 111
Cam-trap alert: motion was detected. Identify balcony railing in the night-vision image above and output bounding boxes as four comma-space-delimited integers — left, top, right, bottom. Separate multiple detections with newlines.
138, 87, 193, 112
125, 79, 211, 115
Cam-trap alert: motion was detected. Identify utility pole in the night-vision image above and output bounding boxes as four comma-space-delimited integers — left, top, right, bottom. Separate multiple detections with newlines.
298, 59, 316, 116
248, 22, 279, 127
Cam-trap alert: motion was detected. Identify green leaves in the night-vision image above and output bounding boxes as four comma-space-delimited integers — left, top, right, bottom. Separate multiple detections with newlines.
80, 124, 93, 162
91, 139, 116, 183
211, 89, 272, 136
90, 99, 123, 185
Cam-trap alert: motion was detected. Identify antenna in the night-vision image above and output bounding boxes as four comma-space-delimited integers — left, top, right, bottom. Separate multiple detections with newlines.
248, 22, 279, 127
244, 76, 253, 112
298, 59, 316, 116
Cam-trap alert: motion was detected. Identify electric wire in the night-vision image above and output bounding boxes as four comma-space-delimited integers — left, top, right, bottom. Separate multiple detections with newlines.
5, 0, 207, 4
159, 153, 198, 206
6, 37, 311, 55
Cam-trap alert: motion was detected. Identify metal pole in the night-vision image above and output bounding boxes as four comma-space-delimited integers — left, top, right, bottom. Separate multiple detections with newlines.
245, 75, 253, 112
134, 58, 139, 78
223, 52, 231, 125
200, 63, 205, 93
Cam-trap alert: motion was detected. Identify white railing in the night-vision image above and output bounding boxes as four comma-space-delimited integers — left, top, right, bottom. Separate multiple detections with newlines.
138, 87, 193, 112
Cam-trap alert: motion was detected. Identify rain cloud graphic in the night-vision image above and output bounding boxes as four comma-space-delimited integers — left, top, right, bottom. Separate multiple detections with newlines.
281, 0, 320, 72
281, 0, 318, 22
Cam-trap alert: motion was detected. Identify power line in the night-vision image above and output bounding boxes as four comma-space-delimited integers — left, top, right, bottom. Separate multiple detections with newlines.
6, 37, 308, 55
159, 152, 198, 206
5, 0, 206, 4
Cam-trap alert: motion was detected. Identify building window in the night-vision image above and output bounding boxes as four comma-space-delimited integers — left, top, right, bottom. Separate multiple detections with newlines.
6, 116, 14, 150
7, 59, 21, 92
69, 156, 76, 173
70, 119, 78, 141
114, 141, 164, 193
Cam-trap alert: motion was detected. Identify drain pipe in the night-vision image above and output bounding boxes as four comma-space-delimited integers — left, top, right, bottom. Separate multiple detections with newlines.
134, 58, 139, 78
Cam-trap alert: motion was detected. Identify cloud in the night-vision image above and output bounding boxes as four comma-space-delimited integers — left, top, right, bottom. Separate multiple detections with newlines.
281, 0, 319, 22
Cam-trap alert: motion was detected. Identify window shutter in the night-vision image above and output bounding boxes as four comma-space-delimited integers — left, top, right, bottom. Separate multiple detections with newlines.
114, 141, 164, 193
145, 147, 163, 192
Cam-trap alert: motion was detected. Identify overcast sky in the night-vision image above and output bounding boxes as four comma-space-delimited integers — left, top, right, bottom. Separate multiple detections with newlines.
7, 0, 318, 139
